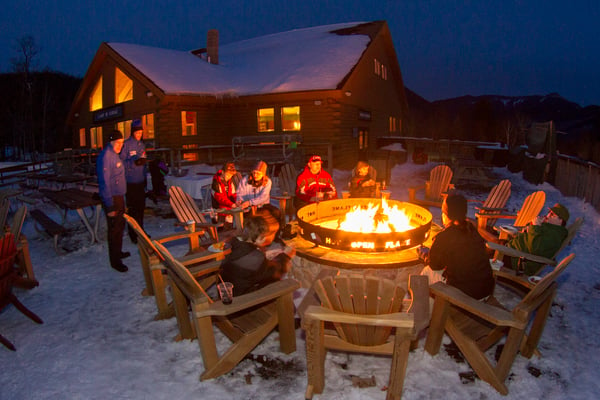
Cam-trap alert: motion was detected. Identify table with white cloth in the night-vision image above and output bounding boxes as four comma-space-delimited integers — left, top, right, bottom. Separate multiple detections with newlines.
165, 174, 213, 205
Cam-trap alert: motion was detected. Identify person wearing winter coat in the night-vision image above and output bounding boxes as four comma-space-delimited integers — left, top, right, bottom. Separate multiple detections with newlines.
294, 155, 337, 209
420, 193, 495, 300
97, 130, 128, 273
348, 161, 377, 198
120, 118, 147, 243
236, 160, 272, 209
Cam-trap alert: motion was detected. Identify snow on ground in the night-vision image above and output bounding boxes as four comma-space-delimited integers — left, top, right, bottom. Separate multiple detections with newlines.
1, 161, 600, 399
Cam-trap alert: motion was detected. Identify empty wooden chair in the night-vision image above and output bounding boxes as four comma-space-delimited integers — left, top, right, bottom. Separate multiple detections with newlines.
424, 253, 575, 395
469, 179, 511, 231
0, 233, 43, 351
154, 240, 300, 380
477, 190, 546, 243
7, 205, 36, 287
408, 165, 454, 208
271, 163, 297, 225
123, 213, 228, 320
303, 274, 429, 400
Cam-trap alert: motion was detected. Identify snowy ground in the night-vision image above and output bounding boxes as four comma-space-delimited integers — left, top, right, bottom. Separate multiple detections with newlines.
1, 161, 600, 399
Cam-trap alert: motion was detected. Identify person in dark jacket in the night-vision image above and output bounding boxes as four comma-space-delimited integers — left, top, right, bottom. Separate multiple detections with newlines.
97, 130, 129, 273
421, 193, 494, 300
120, 118, 147, 243
211, 162, 238, 224
348, 161, 376, 198
220, 213, 295, 296
504, 203, 569, 276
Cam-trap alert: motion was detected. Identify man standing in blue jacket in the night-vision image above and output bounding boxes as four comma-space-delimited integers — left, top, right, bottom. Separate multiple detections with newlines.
97, 130, 129, 272
120, 118, 147, 243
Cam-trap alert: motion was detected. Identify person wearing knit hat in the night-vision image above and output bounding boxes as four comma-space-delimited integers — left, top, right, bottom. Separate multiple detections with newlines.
236, 160, 272, 210
96, 130, 129, 273
295, 154, 337, 208
120, 118, 147, 244
504, 202, 570, 276
420, 193, 495, 300
348, 161, 376, 198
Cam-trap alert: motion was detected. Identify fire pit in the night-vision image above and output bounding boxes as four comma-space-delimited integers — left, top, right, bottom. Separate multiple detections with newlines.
296, 198, 432, 252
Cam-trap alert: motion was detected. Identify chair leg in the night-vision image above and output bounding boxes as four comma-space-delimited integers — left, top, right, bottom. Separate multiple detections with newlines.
169, 278, 194, 341
0, 333, 16, 351
387, 328, 412, 400
151, 269, 174, 320
10, 294, 43, 324
424, 298, 450, 355
276, 293, 296, 354
304, 317, 325, 397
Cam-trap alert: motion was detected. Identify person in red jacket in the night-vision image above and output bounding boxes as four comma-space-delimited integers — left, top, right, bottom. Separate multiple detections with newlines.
211, 162, 238, 224
294, 155, 337, 209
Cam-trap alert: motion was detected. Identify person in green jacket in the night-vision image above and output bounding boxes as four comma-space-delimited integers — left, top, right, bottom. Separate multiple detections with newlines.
505, 203, 569, 276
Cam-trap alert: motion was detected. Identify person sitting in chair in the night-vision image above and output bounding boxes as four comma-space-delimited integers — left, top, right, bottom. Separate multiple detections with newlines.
294, 155, 337, 209
420, 193, 494, 300
220, 213, 295, 296
502, 203, 569, 276
348, 161, 377, 198
236, 160, 272, 210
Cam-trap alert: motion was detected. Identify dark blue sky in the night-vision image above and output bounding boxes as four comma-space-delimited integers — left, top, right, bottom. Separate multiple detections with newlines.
2, 0, 599, 106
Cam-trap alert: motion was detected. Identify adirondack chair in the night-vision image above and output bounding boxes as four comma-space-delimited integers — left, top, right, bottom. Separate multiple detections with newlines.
487, 216, 583, 279
0, 199, 8, 231
7, 205, 36, 287
123, 213, 228, 320
271, 163, 297, 225
469, 179, 511, 231
303, 274, 430, 400
168, 185, 225, 248
408, 165, 454, 208
424, 253, 575, 395
0, 233, 43, 351
477, 190, 546, 243
154, 241, 300, 380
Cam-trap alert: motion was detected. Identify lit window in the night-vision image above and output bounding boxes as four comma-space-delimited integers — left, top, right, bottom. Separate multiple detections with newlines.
142, 113, 155, 139
382, 65, 387, 80
257, 108, 274, 132
183, 144, 199, 161
79, 128, 86, 147
181, 111, 197, 136
115, 68, 133, 103
389, 116, 397, 133
90, 126, 103, 148
359, 129, 369, 150
116, 121, 130, 139
89, 77, 102, 111
281, 106, 301, 131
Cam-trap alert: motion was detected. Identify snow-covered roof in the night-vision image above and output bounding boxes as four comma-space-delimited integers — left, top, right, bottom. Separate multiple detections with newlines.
108, 22, 371, 97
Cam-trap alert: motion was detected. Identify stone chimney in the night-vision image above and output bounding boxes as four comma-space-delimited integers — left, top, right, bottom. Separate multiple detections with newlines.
207, 29, 219, 65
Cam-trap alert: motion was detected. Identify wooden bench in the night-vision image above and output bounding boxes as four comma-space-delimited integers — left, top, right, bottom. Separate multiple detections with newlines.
29, 209, 66, 253
231, 134, 301, 165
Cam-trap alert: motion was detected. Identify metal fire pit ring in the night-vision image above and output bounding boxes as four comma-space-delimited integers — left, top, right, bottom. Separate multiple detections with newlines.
296, 198, 432, 252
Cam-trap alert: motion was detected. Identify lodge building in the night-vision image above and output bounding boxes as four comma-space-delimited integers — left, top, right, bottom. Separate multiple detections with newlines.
66, 21, 408, 170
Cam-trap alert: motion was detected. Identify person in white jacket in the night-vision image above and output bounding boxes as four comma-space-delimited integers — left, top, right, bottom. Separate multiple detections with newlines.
236, 160, 272, 209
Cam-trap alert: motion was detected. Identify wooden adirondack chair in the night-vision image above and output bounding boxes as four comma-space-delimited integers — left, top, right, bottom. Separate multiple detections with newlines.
0, 199, 8, 231
487, 216, 583, 278
271, 163, 297, 225
303, 274, 430, 400
424, 253, 575, 395
7, 205, 36, 287
154, 241, 300, 380
477, 190, 546, 243
408, 165, 454, 208
469, 179, 511, 231
123, 213, 228, 320
0, 233, 43, 351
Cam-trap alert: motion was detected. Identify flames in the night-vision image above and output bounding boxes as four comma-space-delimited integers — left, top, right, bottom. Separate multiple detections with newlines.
336, 198, 412, 233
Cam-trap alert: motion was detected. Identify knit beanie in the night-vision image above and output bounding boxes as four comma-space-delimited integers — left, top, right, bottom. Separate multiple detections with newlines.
444, 194, 467, 221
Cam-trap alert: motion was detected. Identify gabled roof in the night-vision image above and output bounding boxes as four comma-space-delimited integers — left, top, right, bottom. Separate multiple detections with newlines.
107, 21, 375, 97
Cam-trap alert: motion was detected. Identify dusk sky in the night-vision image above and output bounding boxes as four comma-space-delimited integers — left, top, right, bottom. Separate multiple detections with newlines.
2, 0, 599, 106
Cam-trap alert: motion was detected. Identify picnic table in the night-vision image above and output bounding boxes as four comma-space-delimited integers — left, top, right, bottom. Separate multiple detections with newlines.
40, 188, 102, 244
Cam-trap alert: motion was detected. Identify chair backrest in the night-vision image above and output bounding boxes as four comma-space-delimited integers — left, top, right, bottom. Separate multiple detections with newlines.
153, 240, 212, 303
9, 205, 27, 240
0, 233, 17, 277
0, 200, 9, 231
169, 185, 208, 224
513, 191, 545, 228
278, 163, 297, 195
483, 179, 512, 210
519, 253, 575, 311
551, 217, 583, 261
313, 274, 405, 346
427, 165, 453, 201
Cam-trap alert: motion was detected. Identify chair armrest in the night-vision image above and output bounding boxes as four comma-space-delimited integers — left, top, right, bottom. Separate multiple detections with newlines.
304, 305, 414, 329
215, 207, 244, 215
429, 282, 524, 329
154, 230, 207, 244
193, 279, 300, 318
475, 212, 517, 219
486, 241, 556, 265
179, 248, 231, 267
476, 206, 509, 213
188, 259, 223, 277
272, 194, 292, 200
